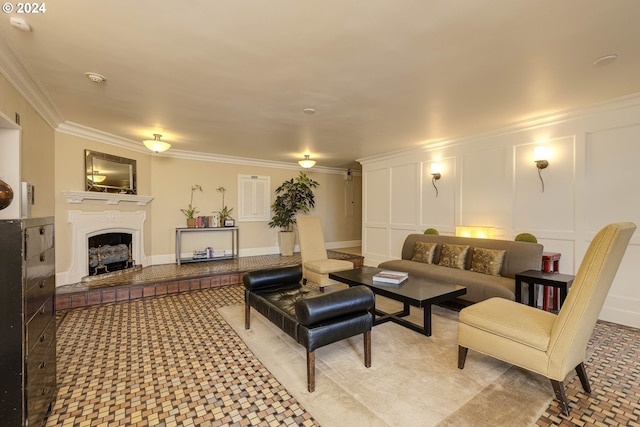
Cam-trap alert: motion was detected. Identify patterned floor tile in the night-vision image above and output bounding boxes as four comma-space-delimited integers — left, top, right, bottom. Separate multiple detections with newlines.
50, 266, 639, 426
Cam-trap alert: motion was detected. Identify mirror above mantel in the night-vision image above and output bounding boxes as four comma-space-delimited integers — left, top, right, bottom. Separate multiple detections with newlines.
85, 150, 137, 194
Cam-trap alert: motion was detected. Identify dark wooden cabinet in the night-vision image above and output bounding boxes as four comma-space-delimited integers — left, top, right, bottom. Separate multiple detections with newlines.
0, 217, 56, 426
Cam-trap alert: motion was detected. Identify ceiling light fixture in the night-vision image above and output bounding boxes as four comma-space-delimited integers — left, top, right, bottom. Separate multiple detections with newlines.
85, 72, 106, 83
303, 108, 316, 115
9, 17, 31, 32
143, 133, 171, 153
298, 155, 316, 169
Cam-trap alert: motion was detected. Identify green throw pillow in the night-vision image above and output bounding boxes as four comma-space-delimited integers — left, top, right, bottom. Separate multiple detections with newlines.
470, 247, 506, 276
438, 244, 470, 270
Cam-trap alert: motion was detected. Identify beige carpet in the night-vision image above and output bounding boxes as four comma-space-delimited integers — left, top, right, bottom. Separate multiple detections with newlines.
219, 298, 553, 426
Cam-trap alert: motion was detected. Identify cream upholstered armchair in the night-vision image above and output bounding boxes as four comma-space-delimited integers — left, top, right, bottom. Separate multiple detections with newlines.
458, 222, 636, 415
296, 215, 354, 290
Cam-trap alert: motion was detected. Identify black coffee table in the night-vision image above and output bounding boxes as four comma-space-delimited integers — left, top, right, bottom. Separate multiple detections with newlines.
329, 266, 466, 336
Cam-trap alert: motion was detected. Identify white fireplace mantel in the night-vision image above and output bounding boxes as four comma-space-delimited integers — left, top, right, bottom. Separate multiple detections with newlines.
63, 210, 148, 285
63, 191, 153, 205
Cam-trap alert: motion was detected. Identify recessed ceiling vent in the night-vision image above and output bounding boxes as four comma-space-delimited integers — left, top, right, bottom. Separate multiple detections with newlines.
85, 72, 106, 83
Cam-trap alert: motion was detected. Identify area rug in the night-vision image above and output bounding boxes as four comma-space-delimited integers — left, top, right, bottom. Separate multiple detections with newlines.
218, 300, 553, 426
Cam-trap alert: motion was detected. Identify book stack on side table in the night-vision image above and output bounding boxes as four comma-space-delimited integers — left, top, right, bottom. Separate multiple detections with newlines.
373, 270, 409, 285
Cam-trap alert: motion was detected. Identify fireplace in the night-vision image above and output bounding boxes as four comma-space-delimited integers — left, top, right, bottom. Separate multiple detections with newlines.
66, 210, 148, 284
88, 232, 134, 276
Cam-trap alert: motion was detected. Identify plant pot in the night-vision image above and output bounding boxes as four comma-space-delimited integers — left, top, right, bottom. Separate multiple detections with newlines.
278, 231, 295, 256
186, 218, 196, 228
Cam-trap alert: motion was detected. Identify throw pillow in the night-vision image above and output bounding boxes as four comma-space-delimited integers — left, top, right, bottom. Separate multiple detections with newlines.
470, 247, 506, 276
411, 242, 438, 264
438, 244, 470, 269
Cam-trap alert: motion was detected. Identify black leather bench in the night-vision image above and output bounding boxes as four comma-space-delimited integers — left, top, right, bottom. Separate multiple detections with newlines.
243, 265, 374, 392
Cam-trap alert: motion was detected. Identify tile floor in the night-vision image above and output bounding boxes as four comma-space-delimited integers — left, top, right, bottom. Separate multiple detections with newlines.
48, 253, 640, 426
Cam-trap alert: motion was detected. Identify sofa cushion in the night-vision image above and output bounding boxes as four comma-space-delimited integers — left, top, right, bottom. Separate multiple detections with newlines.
398, 234, 543, 279
411, 242, 438, 264
438, 244, 469, 269
305, 258, 353, 274
470, 247, 506, 276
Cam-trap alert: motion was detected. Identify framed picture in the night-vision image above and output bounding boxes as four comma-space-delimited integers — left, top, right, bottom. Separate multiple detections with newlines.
224, 219, 235, 227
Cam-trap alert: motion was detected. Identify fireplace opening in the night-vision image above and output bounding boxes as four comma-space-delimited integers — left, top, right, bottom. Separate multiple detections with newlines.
88, 232, 134, 276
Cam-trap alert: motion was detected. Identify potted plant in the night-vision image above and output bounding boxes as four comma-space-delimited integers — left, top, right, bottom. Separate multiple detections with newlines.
181, 184, 202, 228
269, 172, 319, 256
215, 186, 234, 226
216, 205, 234, 226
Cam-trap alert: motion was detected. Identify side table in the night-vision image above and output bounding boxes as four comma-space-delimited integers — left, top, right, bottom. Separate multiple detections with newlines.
515, 270, 575, 311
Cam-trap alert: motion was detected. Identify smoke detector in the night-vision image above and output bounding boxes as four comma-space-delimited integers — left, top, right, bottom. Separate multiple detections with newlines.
85, 72, 106, 83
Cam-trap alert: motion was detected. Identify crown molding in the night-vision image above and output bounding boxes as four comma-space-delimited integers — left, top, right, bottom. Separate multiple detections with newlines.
358, 92, 640, 165
57, 121, 348, 175
0, 27, 64, 128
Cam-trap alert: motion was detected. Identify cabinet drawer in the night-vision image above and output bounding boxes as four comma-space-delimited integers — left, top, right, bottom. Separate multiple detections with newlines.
26, 275, 55, 323
24, 224, 54, 260
25, 246, 55, 290
27, 320, 56, 427
26, 296, 54, 350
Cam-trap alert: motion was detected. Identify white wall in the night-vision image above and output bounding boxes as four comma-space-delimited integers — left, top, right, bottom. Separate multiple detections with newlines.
360, 94, 640, 328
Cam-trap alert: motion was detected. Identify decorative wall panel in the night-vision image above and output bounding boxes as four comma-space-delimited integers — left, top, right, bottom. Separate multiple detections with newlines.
364, 168, 389, 225
513, 137, 575, 233
421, 157, 455, 231
390, 163, 417, 226
585, 125, 640, 232
460, 149, 507, 228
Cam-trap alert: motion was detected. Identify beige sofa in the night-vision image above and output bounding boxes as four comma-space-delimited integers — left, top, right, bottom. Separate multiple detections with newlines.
378, 234, 543, 304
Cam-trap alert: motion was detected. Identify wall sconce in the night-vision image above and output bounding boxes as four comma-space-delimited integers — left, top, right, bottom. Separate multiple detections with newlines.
455, 226, 496, 239
430, 163, 442, 197
143, 134, 171, 153
534, 146, 549, 192
298, 154, 316, 169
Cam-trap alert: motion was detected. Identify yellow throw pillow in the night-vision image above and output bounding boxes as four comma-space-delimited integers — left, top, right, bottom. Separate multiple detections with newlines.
470, 247, 506, 276
411, 242, 438, 264
438, 244, 470, 269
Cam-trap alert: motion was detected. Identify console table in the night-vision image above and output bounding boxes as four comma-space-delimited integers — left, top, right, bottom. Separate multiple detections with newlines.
175, 227, 239, 265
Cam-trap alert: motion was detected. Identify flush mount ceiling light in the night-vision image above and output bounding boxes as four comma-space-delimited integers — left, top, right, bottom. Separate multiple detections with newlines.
593, 54, 618, 66
85, 72, 106, 83
143, 134, 171, 153
9, 17, 31, 32
298, 155, 316, 169
303, 108, 316, 115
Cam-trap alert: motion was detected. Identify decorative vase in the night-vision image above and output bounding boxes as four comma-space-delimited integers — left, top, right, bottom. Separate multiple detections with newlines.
0, 179, 13, 211
278, 231, 295, 256
187, 218, 196, 228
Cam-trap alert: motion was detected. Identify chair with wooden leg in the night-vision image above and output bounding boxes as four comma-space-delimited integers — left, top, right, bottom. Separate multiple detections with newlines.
458, 222, 636, 415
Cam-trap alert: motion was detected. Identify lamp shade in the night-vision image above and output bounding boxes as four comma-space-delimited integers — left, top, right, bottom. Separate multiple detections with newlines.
430, 162, 442, 175
298, 155, 316, 168
143, 134, 171, 153
534, 146, 547, 162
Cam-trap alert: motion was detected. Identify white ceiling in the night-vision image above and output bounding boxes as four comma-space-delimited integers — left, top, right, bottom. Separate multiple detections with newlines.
1, 1, 639, 169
